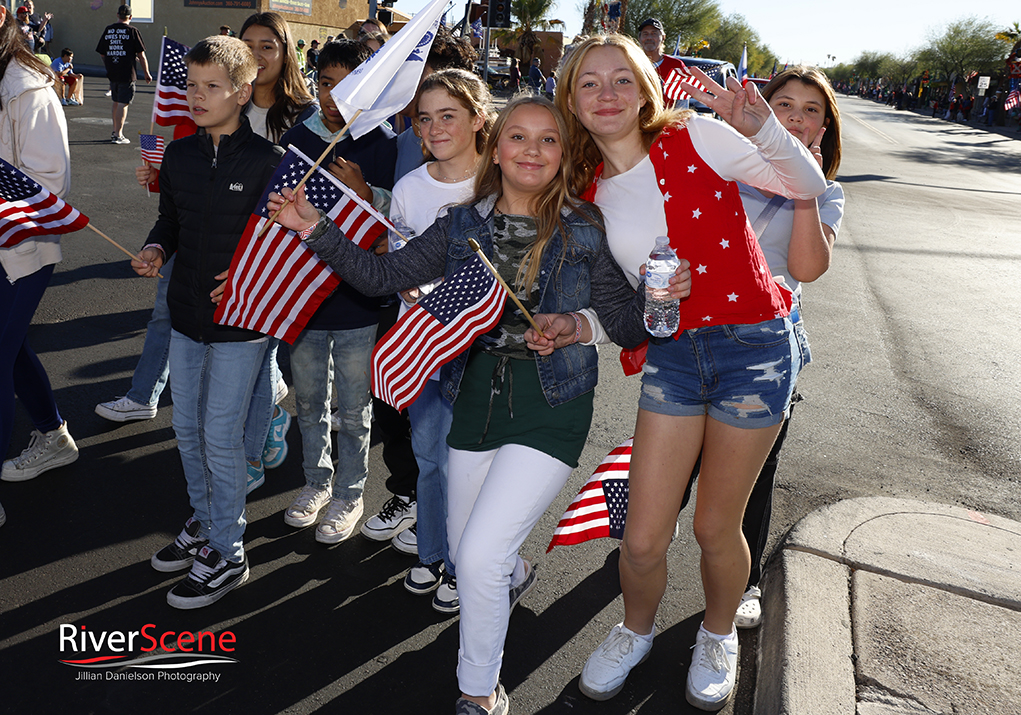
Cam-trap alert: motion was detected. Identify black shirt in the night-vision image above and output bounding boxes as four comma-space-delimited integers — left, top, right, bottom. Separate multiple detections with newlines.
96, 22, 145, 83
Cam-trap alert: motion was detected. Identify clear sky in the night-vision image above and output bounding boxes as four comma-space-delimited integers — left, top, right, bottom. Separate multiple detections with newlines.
402, 0, 1018, 67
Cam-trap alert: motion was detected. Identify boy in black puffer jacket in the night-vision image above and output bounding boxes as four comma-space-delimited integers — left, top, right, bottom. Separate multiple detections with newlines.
131, 35, 283, 610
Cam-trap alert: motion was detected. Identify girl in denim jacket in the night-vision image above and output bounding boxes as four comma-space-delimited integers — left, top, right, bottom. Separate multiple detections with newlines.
268, 95, 690, 715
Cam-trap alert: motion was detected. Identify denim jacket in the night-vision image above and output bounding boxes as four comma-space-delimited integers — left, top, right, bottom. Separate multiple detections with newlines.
303, 194, 647, 408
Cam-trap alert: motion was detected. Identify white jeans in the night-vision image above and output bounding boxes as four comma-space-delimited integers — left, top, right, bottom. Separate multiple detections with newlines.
448, 444, 574, 696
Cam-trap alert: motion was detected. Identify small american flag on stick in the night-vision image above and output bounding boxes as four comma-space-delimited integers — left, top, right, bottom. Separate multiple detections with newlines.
214, 146, 390, 343
663, 65, 708, 103
372, 254, 506, 412
139, 134, 165, 168
0, 157, 89, 248
152, 37, 196, 129
547, 438, 632, 552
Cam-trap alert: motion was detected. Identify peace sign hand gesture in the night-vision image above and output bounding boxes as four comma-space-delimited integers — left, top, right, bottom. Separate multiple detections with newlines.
679, 67, 772, 138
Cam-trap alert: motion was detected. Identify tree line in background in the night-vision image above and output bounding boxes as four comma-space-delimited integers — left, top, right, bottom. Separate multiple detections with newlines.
827, 17, 1020, 94
561, 0, 1018, 92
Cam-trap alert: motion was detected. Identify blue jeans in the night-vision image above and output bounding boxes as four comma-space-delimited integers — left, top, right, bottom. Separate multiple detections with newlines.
1, 263, 61, 460
407, 379, 453, 571
290, 325, 375, 501
126, 254, 173, 407
168, 330, 267, 562
128, 254, 276, 465
639, 317, 800, 429
244, 339, 280, 465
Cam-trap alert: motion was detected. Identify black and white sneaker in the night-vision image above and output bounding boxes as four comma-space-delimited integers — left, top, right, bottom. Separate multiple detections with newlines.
151, 517, 208, 573
509, 560, 537, 613
166, 546, 249, 610
360, 494, 416, 541
404, 560, 444, 595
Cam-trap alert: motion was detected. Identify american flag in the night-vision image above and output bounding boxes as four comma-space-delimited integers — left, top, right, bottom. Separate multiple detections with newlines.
152, 37, 196, 129
214, 146, 390, 344
547, 438, 632, 551
0, 157, 89, 248
139, 134, 165, 168
1006, 87, 1020, 112
663, 65, 707, 102
372, 254, 506, 412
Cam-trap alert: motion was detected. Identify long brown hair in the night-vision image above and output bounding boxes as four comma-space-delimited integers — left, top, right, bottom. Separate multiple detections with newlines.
761, 65, 842, 180
240, 12, 314, 142
473, 95, 599, 291
417, 68, 495, 160
0, 7, 52, 110
554, 33, 689, 197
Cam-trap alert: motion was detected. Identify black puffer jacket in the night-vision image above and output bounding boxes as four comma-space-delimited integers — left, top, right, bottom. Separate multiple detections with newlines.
145, 118, 283, 343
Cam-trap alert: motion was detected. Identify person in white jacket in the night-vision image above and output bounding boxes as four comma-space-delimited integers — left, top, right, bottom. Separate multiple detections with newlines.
0, 4, 79, 522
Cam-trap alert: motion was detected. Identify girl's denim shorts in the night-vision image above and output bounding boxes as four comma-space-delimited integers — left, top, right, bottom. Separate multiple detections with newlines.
638, 316, 800, 429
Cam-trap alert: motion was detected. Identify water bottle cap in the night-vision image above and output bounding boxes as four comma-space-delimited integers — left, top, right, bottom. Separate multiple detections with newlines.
656, 235, 670, 244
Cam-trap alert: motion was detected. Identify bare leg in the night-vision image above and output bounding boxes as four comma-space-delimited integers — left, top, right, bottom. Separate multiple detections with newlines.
695, 417, 782, 635
619, 409, 705, 635
112, 102, 129, 137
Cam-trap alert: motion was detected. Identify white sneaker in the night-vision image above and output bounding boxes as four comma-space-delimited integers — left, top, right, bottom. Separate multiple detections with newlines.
360, 494, 416, 541
685, 626, 739, 711
735, 585, 762, 629
579, 623, 654, 701
315, 497, 364, 544
391, 524, 418, 555
2, 422, 79, 482
112, 135, 131, 145
284, 485, 332, 528
274, 376, 288, 405
95, 396, 157, 422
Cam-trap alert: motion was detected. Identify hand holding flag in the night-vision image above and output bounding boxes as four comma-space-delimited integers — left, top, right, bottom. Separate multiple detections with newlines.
214, 146, 391, 344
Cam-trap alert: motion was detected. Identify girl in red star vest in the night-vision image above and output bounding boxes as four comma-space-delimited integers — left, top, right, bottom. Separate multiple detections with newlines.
551, 34, 826, 711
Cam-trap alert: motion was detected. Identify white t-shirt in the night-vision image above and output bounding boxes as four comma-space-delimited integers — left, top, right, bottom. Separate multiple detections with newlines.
739, 180, 845, 294
390, 163, 475, 380
246, 102, 270, 140
595, 113, 825, 290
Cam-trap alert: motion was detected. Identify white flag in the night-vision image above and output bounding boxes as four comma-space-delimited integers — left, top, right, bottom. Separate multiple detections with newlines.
330, 0, 448, 139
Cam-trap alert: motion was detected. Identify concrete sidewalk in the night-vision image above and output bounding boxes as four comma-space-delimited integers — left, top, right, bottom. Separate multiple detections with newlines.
754, 497, 1021, 714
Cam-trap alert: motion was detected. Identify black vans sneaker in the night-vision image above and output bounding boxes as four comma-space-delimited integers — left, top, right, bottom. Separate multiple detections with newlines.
167, 546, 249, 610
151, 517, 208, 573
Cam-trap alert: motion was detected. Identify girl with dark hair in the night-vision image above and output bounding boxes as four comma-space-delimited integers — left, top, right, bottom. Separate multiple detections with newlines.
240, 11, 316, 143
266, 95, 689, 715
0, 5, 79, 517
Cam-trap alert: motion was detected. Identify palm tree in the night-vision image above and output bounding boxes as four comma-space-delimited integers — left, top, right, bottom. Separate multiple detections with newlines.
505, 0, 566, 66
995, 21, 1021, 59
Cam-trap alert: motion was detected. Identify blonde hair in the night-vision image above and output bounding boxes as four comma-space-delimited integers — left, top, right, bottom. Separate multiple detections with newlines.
417, 68, 496, 160
185, 35, 258, 91
554, 33, 690, 195
473, 95, 599, 291
762, 65, 842, 180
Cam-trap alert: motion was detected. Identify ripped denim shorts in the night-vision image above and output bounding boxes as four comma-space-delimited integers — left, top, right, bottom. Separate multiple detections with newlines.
638, 316, 800, 429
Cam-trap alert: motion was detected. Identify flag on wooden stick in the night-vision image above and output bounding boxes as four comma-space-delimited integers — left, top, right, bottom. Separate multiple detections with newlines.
372, 254, 506, 412
330, 0, 449, 139
213, 146, 390, 343
0, 157, 89, 248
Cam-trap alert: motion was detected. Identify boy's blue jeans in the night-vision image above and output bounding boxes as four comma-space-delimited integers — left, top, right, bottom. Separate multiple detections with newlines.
290, 325, 375, 502
169, 330, 267, 562
407, 379, 453, 572
127, 253, 277, 465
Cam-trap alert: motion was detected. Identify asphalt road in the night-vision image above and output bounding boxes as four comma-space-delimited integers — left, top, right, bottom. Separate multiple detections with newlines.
1, 81, 1019, 714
